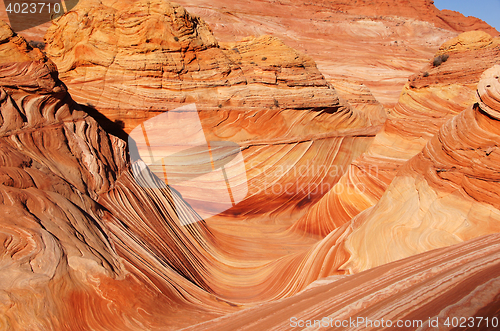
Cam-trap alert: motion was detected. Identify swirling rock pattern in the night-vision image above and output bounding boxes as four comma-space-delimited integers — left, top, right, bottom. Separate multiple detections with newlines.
44, 0, 346, 134
7, 0, 498, 108
173, 0, 498, 106
2, 0, 500, 329
292, 32, 500, 237
0, 21, 229, 330
43, 0, 385, 230
0, 15, 370, 329
344, 65, 500, 273
182, 233, 500, 330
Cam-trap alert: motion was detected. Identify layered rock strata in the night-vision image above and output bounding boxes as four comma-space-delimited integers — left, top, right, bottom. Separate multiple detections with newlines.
43, 0, 347, 133
2, 0, 500, 329
173, 0, 498, 106
7, 0, 498, 107
183, 233, 500, 331
292, 32, 500, 237
0, 17, 367, 330
344, 65, 500, 272
42, 0, 385, 230
0, 20, 233, 330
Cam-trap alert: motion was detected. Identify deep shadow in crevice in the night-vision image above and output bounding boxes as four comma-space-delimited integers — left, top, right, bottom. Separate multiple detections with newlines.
77, 103, 140, 163
79, 103, 129, 142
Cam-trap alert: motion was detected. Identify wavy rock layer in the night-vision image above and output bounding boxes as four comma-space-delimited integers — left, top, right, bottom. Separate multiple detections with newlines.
0, 20, 368, 331
7, 0, 498, 108
0, 21, 234, 330
43, 0, 386, 229
343, 65, 500, 273
292, 32, 500, 237
44, 0, 344, 133
183, 233, 500, 331
2, 1, 500, 330
0, 14, 372, 329
173, 0, 498, 106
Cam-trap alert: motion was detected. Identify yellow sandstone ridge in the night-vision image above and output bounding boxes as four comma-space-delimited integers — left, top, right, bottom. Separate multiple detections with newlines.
438, 30, 500, 54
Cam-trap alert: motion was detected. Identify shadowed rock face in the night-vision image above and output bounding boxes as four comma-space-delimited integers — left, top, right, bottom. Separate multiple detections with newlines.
2, 0, 500, 329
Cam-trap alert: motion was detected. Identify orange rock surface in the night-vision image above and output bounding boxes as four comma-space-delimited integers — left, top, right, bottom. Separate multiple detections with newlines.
183, 233, 500, 330
43, 0, 379, 136
6, 0, 498, 107
1, 0, 500, 329
0, 20, 227, 330
0, 14, 366, 329
173, 0, 498, 106
344, 66, 500, 272
292, 31, 500, 237
43, 0, 385, 231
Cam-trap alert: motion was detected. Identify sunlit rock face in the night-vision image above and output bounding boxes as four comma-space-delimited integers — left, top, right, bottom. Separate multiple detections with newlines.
173, 0, 498, 107
0, 14, 364, 330
319, 0, 498, 35
44, 0, 346, 133
2, 0, 500, 329
6, 0, 498, 107
0, 14, 375, 329
343, 65, 500, 273
0, 20, 233, 330
292, 32, 500, 237
43, 0, 387, 230
182, 233, 500, 331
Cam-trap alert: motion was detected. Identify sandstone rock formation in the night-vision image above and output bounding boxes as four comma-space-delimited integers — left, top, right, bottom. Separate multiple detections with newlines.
0, 17, 369, 330
343, 64, 500, 272
0, 20, 232, 330
2, 0, 500, 329
7, 0, 498, 108
44, 0, 346, 132
183, 232, 500, 330
43, 0, 386, 230
173, 0, 498, 106
318, 0, 498, 34
0, 14, 371, 328
292, 31, 500, 237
